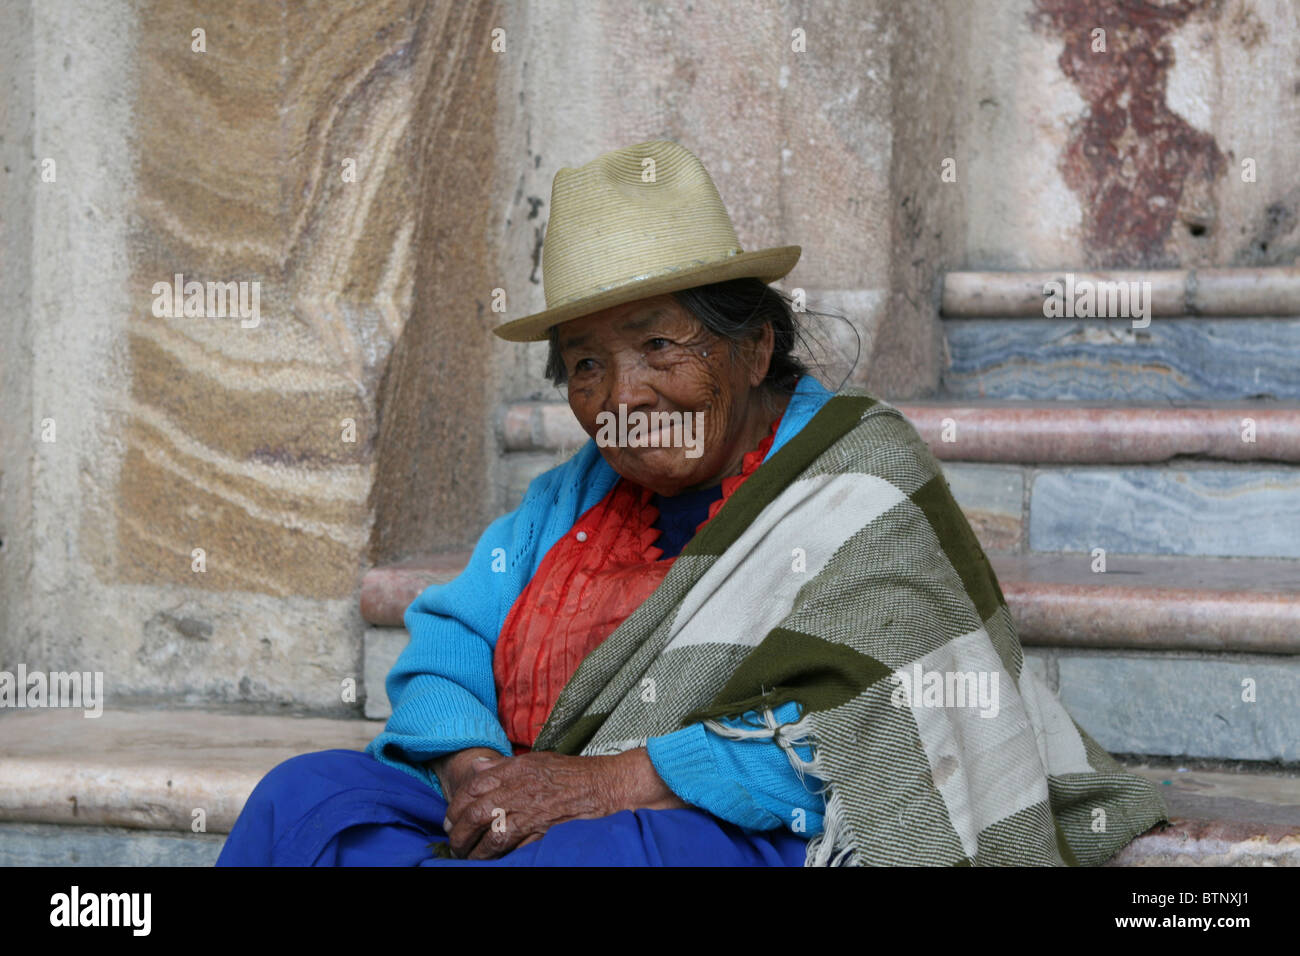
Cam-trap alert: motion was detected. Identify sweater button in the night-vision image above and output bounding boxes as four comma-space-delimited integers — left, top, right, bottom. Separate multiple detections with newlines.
576, 531, 588, 542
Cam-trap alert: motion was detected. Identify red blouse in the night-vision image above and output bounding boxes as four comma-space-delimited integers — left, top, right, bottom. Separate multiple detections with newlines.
493, 414, 784, 751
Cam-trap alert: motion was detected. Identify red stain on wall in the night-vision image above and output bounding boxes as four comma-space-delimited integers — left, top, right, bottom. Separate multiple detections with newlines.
1032, 0, 1226, 266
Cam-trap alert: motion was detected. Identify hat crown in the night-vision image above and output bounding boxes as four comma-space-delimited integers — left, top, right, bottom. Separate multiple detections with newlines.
491, 140, 799, 342
541, 140, 743, 309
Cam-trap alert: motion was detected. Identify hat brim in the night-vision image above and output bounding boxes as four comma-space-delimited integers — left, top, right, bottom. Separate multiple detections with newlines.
491, 245, 802, 342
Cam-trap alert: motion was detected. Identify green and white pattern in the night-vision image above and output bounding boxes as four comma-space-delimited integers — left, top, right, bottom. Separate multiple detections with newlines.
534, 388, 1169, 866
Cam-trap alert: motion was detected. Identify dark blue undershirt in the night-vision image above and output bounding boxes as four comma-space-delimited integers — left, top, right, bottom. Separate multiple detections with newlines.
650, 482, 725, 560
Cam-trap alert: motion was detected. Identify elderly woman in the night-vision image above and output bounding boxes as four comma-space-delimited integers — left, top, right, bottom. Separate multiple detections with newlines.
217, 141, 1166, 866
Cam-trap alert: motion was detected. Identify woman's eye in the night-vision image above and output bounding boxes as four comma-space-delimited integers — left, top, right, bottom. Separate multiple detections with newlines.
646, 337, 671, 350
573, 358, 595, 373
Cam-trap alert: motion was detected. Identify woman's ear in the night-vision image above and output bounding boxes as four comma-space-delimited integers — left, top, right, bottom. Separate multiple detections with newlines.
748, 322, 776, 388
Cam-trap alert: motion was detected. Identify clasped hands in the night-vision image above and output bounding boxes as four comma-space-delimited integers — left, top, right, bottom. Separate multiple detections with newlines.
431, 746, 688, 860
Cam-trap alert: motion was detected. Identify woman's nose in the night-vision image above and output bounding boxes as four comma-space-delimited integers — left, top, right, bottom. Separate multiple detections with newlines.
608, 355, 657, 409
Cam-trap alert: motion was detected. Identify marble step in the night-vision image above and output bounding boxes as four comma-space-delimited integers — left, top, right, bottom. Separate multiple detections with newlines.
1024, 465, 1300, 559
359, 552, 473, 627
1, 709, 1294, 865
502, 400, 1300, 463
0, 709, 383, 833
362, 552, 1300, 762
503, 455, 1300, 562
937, 460, 1300, 561
360, 551, 472, 629
0, 823, 226, 867
941, 318, 1300, 401
1024, 650, 1299, 764
361, 552, 1300, 653
941, 267, 1300, 318
365, 628, 1300, 761
939, 265, 1300, 401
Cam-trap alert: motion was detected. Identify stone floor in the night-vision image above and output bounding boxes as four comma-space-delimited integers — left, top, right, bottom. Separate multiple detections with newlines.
1, 708, 1296, 865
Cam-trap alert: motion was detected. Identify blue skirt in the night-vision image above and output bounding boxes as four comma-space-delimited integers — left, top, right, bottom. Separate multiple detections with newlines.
215, 749, 810, 866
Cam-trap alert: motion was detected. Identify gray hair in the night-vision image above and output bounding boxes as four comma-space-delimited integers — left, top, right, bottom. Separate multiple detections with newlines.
544, 277, 823, 406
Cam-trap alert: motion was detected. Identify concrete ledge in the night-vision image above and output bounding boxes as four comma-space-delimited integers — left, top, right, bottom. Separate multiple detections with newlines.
942, 267, 1300, 318
0, 710, 384, 833
501, 399, 1300, 463
360, 552, 1300, 655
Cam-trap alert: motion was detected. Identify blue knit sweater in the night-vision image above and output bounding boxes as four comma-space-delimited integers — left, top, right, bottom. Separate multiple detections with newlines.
367, 374, 834, 836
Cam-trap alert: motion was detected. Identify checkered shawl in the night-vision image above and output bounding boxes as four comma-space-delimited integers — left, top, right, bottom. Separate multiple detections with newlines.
533, 388, 1169, 865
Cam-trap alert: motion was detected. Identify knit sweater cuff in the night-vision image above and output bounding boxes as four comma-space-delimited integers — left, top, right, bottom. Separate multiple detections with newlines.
366, 721, 514, 800
646, 723, 786, 831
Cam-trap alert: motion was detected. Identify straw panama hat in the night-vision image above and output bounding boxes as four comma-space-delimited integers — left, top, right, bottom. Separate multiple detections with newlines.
492, 139, 802, 342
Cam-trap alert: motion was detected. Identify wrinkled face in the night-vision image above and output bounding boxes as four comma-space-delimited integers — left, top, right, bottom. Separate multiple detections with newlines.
557, 294, 774, 497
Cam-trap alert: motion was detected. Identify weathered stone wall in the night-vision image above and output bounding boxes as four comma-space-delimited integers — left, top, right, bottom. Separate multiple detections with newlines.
489, 0, 939, 456
0, 0, 36, 658
957, 0, 1299, 269
3, 0, 504, 713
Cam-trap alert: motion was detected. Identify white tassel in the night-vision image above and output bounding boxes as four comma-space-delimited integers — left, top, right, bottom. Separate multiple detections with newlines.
702, 708, 821, 786
703, 706, 857, 865
806, 789, 856, 866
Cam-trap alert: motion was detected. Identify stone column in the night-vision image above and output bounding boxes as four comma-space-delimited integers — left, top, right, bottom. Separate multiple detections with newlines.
2, 0, 504, 712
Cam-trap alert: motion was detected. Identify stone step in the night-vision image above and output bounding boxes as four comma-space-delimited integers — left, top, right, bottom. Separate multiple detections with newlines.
365, 639, 1299, 764
940, 460, 1300, 560
941, 267, 1300, 318
938, 267, 1300, 402
502, 399, 1300, 462
1110, 762, 1300, 865
0, 823, 226, 867
1024, 649, 1299, 764
1126, 762, 1300, 830
998, 553, 1300, 654
1024, 465, 1300, 559
362, 551, 1299, 763
895, 401, 1300, 463
359, 552, 473, 629
501, 401, 1300, 558
361, 552, 1300, 653
1108, 816, 1300, 866
0, 709, 383, 833
941, 318, 1300, 401
509, 457, 1300, 560
1, 709, 1294, 865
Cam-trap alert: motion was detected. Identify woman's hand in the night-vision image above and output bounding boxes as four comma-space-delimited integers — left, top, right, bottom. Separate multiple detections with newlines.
429, 747, 506, 802
442, 748, 688, 860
